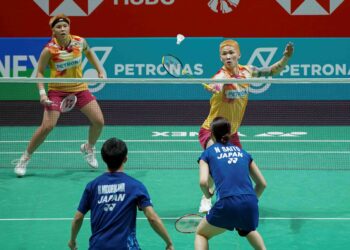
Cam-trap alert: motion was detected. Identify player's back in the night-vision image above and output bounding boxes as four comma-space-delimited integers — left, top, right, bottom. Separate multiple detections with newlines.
201, 142, 256, 200
84, 172, 150, 250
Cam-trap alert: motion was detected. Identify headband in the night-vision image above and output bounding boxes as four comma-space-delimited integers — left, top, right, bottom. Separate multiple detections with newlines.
51, 18, 70, 28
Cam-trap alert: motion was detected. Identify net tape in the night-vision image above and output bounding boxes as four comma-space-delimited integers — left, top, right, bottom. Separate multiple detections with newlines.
1, 77, 350, 84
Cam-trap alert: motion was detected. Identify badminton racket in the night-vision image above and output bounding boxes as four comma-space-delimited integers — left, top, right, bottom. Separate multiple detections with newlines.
161, 54, 217, 93
60, 94, 77, 113
174, 213, 204, 234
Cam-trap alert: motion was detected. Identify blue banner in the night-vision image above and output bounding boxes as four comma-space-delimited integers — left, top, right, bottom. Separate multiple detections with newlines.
0, 38, 349, 100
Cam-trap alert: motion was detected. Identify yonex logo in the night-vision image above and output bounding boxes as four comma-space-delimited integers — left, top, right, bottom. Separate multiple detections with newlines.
255, 132, 307, 137
33, 0, 103, 16
103, 203, 116, 212
247, 47, 278, 94
208, 0, 240, 14
227, 158, 238, 164
276, 0, 344, 15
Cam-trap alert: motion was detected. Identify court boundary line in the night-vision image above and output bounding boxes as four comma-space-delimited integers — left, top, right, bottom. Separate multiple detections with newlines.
1, 139, 350, 143
1, 151, 350, 154
1, 217, 350, 221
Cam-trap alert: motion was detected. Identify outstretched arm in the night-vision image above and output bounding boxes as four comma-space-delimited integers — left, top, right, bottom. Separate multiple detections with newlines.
253, 42, 294, 77
143, 206, 174, 250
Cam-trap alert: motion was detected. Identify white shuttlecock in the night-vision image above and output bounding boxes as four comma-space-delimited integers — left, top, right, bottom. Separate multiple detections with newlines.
176, 34, 185, 45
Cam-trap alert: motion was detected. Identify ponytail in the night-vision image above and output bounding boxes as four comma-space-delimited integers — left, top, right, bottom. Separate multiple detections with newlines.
210, 117, 231, 145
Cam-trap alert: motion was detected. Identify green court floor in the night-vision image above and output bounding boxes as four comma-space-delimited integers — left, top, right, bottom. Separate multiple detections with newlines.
0, 125, 350, 249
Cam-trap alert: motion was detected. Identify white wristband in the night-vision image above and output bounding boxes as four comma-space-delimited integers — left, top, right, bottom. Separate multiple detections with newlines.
39, 89, 46, 96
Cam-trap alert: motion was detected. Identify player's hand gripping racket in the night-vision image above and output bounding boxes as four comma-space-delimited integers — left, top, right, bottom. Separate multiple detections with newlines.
175, 213, 204, 234
60, 94, 77, 113
161, 54, 218, 93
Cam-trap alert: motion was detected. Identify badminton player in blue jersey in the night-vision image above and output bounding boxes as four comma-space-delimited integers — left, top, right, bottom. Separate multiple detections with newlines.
68, 138, 174, 250
195, 117, 267, 250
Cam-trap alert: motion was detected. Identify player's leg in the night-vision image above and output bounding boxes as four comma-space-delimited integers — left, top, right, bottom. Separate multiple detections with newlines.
14, 109, 60, 176
79, 91, 104, 168
80, 99, 104, 145
195, 218, 226, 250
27, 109, 60, 154
246, 230, 266, 250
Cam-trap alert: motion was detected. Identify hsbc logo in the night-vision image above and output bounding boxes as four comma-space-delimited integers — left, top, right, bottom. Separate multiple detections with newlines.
276, 0, 344, 15
34, 0, 175, 16
208, 0, 240, 14
33, 0, 103, 16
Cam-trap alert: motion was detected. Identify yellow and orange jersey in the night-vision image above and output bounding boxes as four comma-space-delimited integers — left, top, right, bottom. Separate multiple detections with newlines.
202, 65, 253, 134
46, 35, 89, 92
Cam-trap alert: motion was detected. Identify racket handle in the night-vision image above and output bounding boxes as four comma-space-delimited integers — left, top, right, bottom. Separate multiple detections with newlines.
202, 83, 218, 93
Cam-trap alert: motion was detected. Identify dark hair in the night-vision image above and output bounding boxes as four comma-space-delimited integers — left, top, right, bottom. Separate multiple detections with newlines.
210, 117, 231, 144
101, 138, 128, 171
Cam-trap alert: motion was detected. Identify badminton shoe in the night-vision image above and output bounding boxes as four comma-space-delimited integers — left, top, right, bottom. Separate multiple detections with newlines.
80, 143, 98, 169
14, 155, 30, 177
199, 195, 212, 213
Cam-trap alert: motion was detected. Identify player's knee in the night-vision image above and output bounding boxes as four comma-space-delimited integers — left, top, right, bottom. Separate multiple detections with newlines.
41, 123, 55, 133
92, 117, 104, 128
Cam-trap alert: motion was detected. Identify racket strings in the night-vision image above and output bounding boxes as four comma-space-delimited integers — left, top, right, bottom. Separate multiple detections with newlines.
175, 214, 203, 233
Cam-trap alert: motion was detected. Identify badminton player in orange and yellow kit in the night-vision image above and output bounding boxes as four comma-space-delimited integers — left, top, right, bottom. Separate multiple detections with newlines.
14, 14, 105, 177
198, 39, 294, 212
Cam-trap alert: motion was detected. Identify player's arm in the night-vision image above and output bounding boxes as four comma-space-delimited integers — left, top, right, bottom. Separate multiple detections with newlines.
143, 206, 174, 250
249, 160, 267, 198
36, 47, 51, 105
68, 211, 84, 250
83, 39, 105, 79
252, 42, 294, 77
199, 159, 214, 199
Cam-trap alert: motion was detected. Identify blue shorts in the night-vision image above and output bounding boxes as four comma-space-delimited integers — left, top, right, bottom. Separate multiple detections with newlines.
206, 194, 259, 234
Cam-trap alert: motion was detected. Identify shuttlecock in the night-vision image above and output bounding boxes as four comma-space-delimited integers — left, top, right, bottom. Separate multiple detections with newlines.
176, 34, 185, 45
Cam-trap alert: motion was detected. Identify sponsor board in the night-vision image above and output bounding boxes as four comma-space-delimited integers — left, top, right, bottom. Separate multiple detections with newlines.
0, 1, 349, 37
1, 37, 349, 100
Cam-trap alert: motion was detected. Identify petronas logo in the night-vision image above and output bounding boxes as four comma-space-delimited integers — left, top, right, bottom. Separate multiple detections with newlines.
208, 0, 240, 14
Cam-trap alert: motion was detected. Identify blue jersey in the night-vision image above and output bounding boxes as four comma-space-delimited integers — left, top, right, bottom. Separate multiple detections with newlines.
78, 172, 152, 250
199, 142, 256, 200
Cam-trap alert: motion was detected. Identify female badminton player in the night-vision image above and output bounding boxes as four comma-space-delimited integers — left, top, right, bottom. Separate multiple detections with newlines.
198, 39, 293, 212
14, 14, 105, 176
195, 117, 267, 250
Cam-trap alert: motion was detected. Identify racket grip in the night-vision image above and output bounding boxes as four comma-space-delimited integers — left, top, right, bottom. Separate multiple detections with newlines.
202, 83, 211, 90
202, 83, 219, 93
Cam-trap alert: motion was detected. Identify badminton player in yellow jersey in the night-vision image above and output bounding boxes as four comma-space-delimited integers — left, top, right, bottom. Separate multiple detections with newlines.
198, 39, 293, 212
14, 14, 105, 177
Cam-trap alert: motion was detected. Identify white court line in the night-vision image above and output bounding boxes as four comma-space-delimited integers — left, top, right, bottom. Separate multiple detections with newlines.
1, 151, 350, 155
0, 217, 350, 221
1, 139, 350, 143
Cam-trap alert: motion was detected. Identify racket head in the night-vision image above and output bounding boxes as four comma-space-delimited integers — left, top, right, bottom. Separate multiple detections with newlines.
175, 213, 204, 234
60, 94, 77, 113
162, 54, 184, 78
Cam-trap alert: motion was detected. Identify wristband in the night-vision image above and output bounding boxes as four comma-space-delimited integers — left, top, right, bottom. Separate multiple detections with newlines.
39, 89, 46, 96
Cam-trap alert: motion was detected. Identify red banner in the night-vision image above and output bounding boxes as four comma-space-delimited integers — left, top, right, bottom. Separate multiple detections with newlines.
1, 0, 349, 37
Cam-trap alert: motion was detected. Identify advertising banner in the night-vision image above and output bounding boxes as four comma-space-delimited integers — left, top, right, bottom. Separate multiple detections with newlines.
0, 0, 348, 37
0, 37, 349, 100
